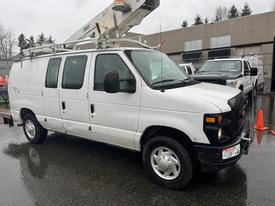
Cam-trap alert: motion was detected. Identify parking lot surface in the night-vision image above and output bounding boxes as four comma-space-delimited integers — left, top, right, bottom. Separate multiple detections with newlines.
0, 95, 274, 206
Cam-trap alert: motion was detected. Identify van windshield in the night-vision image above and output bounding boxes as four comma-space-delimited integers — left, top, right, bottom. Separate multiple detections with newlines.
124, 50, 190, 89
198, 60, 242, 73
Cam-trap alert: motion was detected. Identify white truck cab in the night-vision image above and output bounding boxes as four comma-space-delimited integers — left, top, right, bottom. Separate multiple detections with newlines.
8, 48, 251, 189
193, 58, 258, 94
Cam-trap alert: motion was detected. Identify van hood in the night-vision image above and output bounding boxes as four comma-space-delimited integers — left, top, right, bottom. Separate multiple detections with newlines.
193, 72, 242, 84
164, 82, 241, 112
142, 82, 241, 114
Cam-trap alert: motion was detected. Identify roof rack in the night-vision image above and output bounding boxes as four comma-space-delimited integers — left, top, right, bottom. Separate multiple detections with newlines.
22, 37, 160, 58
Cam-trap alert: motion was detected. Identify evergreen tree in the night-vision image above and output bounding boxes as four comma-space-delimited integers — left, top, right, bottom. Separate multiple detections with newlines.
241, 2, 252, 16
27, 36, 35, 48
18, 33, 28, 51
193, 15, 203, 25
46, 36, 55, 44
181, 20, 188, 28
228, 5, 239, 19
204, 17, 209, 24
37, 33, 46, 46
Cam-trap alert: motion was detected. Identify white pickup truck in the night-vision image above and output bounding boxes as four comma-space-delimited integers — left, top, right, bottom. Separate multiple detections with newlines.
193, 58, 258, 94
8, 48, 252, 189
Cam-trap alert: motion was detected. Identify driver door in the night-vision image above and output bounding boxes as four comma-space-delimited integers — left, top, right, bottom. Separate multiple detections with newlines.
88, 52, 141, 149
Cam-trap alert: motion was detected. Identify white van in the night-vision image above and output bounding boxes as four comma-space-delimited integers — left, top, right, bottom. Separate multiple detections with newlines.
8, 48, 251, 189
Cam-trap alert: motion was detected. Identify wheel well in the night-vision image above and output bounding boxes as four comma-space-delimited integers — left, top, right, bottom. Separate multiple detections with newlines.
20, 108, 35, 120
140, 126, 197, 162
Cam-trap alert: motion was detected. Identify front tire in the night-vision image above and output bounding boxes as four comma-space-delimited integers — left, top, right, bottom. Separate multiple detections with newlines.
23, 114, 48, 144
143, 136, 193, 189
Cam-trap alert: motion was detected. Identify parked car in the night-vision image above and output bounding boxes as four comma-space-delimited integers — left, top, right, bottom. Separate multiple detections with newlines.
193, 58, 258, 94
178, 63, 195, 76
8, 48, 251, 189
0, 86, 8, 97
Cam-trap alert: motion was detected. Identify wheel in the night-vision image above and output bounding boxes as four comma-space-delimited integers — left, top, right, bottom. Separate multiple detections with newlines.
22, 114, 48, 144
143, 136, 193, 189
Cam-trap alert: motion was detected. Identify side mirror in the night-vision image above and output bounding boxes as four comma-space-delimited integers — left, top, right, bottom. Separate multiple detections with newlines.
104, 71, 136, 94
104, 71, 120, 93
250, 67, 258, 76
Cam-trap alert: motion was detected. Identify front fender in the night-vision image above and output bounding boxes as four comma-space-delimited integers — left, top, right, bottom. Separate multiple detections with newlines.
135, 108, 210, 150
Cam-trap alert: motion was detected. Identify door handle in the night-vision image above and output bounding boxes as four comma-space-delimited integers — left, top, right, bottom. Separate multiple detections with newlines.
62, 101, 66, 110
90, 104, 94, 114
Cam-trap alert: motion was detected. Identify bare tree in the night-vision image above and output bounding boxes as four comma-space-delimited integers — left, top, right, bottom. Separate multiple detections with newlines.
0, 24, 15, 58
215, 6, 228, 21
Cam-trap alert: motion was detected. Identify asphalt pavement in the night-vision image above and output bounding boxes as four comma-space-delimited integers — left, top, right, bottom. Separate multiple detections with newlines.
0, 95, 274, 206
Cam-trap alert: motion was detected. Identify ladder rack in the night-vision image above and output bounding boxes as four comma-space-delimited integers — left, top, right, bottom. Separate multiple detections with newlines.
22, 37, 161, 58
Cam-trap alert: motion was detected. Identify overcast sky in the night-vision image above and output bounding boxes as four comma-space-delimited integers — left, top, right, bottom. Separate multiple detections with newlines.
0, 0, 274, 43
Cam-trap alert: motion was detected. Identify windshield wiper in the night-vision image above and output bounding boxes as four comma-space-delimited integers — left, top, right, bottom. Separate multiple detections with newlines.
183, 77, 192, 82
152, 79, 179, 85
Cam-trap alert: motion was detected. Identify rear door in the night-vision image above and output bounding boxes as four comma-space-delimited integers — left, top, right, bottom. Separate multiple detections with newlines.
59, 54, 91, 137
43, 57, 65, 133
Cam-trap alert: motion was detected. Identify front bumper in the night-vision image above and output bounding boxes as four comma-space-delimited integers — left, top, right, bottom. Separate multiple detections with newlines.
194, 120, 251, 172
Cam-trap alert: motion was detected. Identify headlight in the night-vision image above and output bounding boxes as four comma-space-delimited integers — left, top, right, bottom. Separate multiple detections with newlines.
218, 129, 223, 140
226, 80, 238, 86
204, 114, 225, 144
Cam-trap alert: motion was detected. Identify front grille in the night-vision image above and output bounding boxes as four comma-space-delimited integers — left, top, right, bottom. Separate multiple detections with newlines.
225, 93, 247, 141
203, 92, 248, 145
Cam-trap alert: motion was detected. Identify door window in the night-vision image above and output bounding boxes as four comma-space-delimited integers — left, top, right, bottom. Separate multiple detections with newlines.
244, 62, 250, 75
62, 55, 87, 89
186, 66, 193, 75
94, 54, 134, 91
45, 58, 62, 88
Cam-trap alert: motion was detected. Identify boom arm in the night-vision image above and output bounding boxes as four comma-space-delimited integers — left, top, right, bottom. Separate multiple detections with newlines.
66, 0, 160, 42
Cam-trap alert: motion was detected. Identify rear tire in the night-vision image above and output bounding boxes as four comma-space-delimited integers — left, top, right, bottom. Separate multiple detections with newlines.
23, 114, 48, 144
143, 136, 193, 190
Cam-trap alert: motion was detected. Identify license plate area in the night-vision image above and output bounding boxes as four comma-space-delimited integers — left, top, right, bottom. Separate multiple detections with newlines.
222, 144, 241, 160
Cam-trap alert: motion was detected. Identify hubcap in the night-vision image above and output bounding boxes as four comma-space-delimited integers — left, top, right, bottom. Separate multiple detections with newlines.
25, 120, 36, 139
150, 147, 181, 180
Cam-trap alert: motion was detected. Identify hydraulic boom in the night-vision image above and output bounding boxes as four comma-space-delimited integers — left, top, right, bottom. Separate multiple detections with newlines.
66, 0, 160, 42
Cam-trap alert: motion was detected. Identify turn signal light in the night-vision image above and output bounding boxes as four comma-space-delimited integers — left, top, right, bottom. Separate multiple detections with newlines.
205, 117, 216, 124
205, 115, 223, 124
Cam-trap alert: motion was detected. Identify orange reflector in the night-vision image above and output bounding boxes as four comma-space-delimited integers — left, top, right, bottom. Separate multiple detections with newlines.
206, 117, 216, 124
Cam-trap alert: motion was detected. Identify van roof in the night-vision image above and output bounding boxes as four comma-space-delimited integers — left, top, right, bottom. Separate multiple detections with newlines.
16, 47, 153, 62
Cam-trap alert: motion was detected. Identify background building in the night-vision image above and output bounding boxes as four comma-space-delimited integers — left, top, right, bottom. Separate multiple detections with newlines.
142, 11, 275, 91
